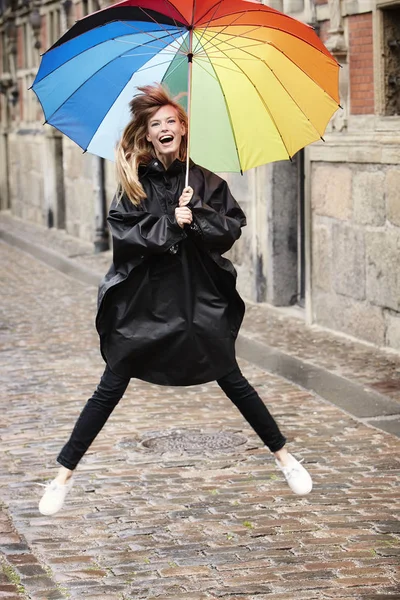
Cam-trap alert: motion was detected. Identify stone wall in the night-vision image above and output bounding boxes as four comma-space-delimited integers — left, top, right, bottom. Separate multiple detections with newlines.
311, 161, 400, 350
62, 139, 97, 242
8, 130, 45, 225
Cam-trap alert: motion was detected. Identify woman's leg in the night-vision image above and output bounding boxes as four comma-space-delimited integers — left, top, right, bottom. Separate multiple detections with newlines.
217, 364, 286, 453
57, 364, 130, 471
217, 364, 312, 495
39, 365, 130, 515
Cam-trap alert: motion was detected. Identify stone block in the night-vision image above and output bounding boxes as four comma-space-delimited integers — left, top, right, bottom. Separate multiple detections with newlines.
312, 221, 332, 292
366, 229, 400, 312
283, 0, 303, 11
386, 168, 400, 227
353, 170, 385, 226
312, 290, 385, 346
332, 223, 365, 300
385, 311, 400, 351
311, 165, 352, 220
267, 0, 283, 9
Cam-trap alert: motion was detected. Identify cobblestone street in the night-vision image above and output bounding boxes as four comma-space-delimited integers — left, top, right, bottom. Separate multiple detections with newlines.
1, 239, 399, 600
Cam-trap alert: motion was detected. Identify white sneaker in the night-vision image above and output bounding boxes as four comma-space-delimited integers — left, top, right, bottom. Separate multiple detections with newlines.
38, 477, 74, 515
275, 453, 312, 495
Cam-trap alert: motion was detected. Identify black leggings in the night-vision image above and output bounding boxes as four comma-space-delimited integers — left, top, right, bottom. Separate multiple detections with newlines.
57, 364, 286, 470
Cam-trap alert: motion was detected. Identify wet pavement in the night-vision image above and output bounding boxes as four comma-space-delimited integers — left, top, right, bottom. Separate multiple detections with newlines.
0, 213, 400, 599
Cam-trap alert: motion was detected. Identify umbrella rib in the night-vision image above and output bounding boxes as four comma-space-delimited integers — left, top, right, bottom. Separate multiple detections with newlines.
196, 11, 253, 53
200, 28, 274, 54
137, 7, 184, 50
162, 55, 188, 83
196, 55, 256, 67
114, 36, 185, 54
42, 39, 177, 125
195, 0, 231, 25
193, 0, 223, 52
191, 55, 220, 81
195, 37, 270, 59
120, 52, 179, 57
120, 20, 184, 53
159, 0, 190, 30
121, 57, 175, 71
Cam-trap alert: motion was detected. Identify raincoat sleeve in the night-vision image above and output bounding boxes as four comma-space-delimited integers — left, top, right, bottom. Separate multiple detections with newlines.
189, 176, 247, 254
108, 194, 186, 268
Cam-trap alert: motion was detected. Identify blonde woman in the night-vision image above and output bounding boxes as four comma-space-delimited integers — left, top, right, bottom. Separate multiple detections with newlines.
39, 85, 312, 516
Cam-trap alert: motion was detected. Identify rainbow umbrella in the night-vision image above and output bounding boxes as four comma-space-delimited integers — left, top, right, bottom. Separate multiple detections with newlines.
32, 0, 340, 179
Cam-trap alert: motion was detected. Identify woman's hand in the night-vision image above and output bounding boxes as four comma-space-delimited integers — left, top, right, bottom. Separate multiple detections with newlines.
179, 186, 194, 207
175, 206, 193, 229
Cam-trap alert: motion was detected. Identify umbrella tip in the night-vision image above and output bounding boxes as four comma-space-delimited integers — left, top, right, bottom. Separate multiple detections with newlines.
339, 104, 344, 110
320, 136, 325, 142
240, 169, 243, 176
43, 120, 48, 125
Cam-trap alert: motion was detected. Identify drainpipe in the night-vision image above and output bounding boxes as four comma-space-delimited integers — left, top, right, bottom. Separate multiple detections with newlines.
303, 146, 313, 325
93, 156, 109, 253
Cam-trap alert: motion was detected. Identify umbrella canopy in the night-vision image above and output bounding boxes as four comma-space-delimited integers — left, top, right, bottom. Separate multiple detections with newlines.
32, 0, 340, 174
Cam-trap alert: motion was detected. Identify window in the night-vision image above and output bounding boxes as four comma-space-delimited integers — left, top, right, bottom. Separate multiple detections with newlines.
48, 7, 61, 47
382, 4, 400, 115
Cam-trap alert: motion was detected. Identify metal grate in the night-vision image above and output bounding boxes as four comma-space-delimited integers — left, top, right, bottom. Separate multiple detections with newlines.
140, 430, 248, 453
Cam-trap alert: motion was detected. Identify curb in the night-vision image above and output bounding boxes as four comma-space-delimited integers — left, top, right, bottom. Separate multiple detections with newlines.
236, 335, 400, 437
1, 225, 399, 438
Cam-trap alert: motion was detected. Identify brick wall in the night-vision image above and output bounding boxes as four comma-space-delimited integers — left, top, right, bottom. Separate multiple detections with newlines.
349, 12, 374, 115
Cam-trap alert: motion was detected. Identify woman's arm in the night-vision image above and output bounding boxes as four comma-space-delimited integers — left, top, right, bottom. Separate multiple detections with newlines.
188, 177, 247, 254
108, 196, 186, 267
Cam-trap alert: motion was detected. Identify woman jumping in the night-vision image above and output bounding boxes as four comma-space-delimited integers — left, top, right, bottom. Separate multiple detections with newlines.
39, 84, 312, 516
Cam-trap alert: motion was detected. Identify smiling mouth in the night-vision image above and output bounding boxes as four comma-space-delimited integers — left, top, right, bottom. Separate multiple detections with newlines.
159, 135, 174, 145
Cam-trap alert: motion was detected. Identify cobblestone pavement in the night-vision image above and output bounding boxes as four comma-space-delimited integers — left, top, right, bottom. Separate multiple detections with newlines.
1, 241, 400, 599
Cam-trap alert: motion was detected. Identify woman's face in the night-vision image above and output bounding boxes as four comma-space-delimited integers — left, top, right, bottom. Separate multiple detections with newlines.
146, 105, 186, 166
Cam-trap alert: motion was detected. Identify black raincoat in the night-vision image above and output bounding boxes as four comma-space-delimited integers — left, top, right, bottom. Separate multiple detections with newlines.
96, 158, 246, 386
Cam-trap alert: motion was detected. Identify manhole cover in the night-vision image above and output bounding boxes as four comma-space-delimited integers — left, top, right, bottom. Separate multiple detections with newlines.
141, 430, 247, 453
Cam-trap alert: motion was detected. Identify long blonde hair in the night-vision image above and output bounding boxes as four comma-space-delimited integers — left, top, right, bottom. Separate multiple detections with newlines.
115, 84, 188, 205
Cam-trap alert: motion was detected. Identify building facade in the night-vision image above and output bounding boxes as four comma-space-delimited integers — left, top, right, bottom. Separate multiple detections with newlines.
0, 0, 399, 349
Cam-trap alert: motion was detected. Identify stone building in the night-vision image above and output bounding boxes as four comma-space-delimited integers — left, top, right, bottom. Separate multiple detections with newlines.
0, 0, 399, 350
